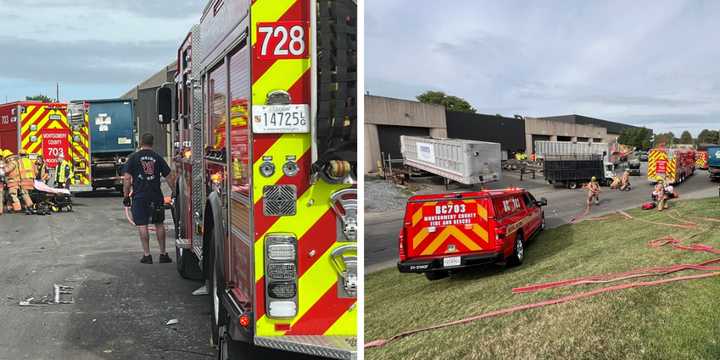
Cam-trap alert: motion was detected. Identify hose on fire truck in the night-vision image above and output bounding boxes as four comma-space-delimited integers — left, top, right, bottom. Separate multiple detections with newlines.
365, 213, 720, 350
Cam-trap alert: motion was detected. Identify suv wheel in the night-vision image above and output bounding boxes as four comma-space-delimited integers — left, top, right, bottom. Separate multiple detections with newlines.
507, 233, 525, 267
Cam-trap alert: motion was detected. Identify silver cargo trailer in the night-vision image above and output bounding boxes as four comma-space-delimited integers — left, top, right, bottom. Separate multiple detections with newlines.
535, 141, 609, 159
400, 136, 502, 185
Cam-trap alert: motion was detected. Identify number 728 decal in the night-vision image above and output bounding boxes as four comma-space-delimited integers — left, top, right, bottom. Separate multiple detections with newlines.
256, 21, 309, 60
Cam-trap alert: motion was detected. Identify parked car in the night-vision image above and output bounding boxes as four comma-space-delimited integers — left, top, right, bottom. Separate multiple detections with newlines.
397, 188, 547, 280
638, 151, 649, 162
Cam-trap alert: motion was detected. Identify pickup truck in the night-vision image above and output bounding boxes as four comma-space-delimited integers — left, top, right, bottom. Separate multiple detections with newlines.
397, 188, 547, 280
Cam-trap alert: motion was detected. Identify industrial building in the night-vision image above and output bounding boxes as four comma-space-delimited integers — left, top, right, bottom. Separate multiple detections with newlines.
364, 95, 644, 173
446, 111, 525, 157
365, 95, 447, 173
525, 114, 636, 153
121, 61, 178, 158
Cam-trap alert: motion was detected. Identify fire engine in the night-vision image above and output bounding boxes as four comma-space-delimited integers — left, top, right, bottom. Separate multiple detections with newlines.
156, 0, 357, 358
695, 144, 711, 170
398, 189, 547, 281
647, 147, 695, 184
0, 101, 91, 191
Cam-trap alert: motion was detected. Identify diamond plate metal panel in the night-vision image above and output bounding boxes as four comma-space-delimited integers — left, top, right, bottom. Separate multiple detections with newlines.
190, 24, 204, 245
263, 185, 297, 216
254, 335, 356, 360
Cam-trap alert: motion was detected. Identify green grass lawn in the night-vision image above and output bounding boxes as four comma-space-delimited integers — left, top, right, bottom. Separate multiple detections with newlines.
365, 197, 720, 360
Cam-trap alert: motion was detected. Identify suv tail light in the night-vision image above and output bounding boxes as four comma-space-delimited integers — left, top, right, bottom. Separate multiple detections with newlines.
265, 234, 298, 318
398, 229, 406, 261
495, 227, 506, 246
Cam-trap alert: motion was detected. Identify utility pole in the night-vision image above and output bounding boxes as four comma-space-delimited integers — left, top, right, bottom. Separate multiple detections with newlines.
56, 82, 60, 102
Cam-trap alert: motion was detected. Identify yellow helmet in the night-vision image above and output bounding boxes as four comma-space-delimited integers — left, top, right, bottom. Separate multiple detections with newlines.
18, 149, 27, 156
591, 176, 597, 182
1, 149, 11, 158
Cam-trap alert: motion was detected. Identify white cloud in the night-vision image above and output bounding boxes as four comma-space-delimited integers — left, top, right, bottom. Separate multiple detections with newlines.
366, 0, 720, 134
0, 1, 203, 101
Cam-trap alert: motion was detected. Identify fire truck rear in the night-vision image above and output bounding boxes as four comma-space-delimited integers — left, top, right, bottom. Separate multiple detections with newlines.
647, 147, 695, 184
0, 101, 91, 191
158, 0, 357, 358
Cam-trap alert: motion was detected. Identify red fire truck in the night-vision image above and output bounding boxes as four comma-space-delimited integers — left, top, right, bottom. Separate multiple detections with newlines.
0, 101, 91, 190
156, 0, 357, 358
647, 147, 695, 184
398, 189, 547, 280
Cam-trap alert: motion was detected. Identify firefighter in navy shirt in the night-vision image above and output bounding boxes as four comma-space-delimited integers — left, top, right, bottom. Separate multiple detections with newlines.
123, 133, 176, 264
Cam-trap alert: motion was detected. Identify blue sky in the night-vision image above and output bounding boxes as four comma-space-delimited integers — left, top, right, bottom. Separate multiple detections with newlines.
0, 0, 204, 102
366, 0, 720, 136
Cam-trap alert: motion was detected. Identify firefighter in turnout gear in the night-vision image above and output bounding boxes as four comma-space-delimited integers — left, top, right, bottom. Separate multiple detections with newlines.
586, 176, 601, 209
0, 149, 8, 215
55, 153, 73, 189
5, 150, 34, 214
35, 155, 49, 183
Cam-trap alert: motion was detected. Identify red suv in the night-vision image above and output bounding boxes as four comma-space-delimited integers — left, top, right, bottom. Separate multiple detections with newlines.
397, 188, 547, 280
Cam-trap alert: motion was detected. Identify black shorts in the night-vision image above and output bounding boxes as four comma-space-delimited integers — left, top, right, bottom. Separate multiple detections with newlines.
131, 196, 165, 226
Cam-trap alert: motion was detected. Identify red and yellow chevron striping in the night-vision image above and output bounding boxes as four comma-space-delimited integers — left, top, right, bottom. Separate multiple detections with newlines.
19, 104, 90, 186
408, 201, 492, 257
250, 0, 355, 338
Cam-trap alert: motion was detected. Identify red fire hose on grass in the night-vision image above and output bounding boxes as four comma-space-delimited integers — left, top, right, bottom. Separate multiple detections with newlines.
366, 213, 720, 350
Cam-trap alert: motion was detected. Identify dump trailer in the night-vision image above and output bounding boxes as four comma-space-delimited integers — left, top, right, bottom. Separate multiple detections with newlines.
400, 136, 502, 185
80, 99, 135, 191
0, 101, 91, 191
543, 154, 612, 188
159, 0, 357, 358
647, 147, 695, 184
707, 146, 720, 180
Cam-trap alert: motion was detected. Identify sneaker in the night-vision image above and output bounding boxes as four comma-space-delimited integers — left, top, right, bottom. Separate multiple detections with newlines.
159, 253, 172, 264
140, 255, 153, 264
192, 285, 208, 296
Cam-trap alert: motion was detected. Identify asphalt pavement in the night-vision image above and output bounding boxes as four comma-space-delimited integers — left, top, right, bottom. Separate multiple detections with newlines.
365, 165, 719, 272
0, 191, 214, 360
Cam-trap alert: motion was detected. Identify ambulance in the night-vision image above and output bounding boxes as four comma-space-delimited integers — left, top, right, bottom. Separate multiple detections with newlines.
398, 189, 547, 280
156, 0, 357, 358
0, 101, 91, 191
647, 147, 695, 184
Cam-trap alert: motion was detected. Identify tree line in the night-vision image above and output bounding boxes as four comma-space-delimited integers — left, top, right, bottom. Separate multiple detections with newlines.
619, 128, 719, 150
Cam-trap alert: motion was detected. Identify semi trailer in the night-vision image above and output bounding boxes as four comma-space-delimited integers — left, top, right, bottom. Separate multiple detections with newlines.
400, 136, 502, 185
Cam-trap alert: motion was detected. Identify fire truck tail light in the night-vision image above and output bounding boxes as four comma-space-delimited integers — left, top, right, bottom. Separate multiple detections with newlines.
267, 263, 296, 280
267, 243, 295, 261
265, 234, 298, 318
268, 301, 297, 318
239, 314, 250, 328
268, 282, 297, 299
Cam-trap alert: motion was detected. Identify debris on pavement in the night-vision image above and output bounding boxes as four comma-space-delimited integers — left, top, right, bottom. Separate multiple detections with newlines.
18, 284, 74, 306
166, 319, 179, 326
54, 284, 74, 304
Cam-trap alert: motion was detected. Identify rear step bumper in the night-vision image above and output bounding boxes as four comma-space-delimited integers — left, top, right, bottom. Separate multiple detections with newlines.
398, 252, 502, 273
254, 335, 356, 360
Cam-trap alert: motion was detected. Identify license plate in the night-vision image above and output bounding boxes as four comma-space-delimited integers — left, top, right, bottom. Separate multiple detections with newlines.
252, 105, 310, 134
443, 256, 461, 268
